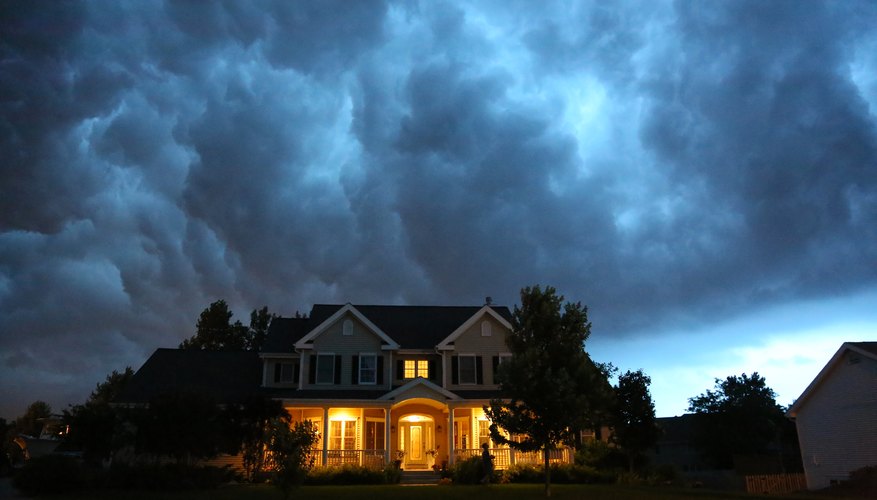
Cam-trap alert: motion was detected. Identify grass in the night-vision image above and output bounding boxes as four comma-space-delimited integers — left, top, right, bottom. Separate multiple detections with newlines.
35, 482, 833, 500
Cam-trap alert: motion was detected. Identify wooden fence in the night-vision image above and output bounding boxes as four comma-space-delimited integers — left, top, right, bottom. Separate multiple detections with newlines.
744, 473, 807, 495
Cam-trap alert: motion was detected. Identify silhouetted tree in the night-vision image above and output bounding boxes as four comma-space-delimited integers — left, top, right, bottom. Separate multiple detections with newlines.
180, 300, 275, 351
611, 369, 660, 472
15, 401, 52, 437
62, 367, 133, 464
687, 372, 786, 469
134, 391, 232, 464
485, 285, 613, 497
268, 419, 319, 499
225, 395, 290, 481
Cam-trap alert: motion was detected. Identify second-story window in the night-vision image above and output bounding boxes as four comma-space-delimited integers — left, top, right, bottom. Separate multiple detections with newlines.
403, 359, 429, 379
274, 361, 298, 384
316, 354, 335, 384
458, 355, 477, 384
359, 354, 377, 384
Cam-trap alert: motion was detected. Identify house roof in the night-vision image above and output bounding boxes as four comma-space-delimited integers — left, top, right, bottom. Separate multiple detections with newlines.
115, 348, 262, 405
786, 341, 877, 418
264, 304, 513, 352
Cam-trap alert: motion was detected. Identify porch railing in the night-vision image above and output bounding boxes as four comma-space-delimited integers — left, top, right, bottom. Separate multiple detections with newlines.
453, 447, 570, 469
324, 449, 386, 468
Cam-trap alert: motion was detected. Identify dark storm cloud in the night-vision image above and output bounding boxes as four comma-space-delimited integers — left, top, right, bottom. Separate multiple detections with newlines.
2, 0, 876, 418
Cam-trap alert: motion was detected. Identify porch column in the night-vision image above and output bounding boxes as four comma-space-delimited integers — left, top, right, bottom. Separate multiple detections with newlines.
448, 406, 455, 466
470, 408, 476, 449
359, 408, 365, 466
322, 407, 329, 467
384, 406, 392, 466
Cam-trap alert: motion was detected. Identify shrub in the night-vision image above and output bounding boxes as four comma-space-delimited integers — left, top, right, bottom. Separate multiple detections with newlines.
12, 455, 90, 496
452, 456, 495, 484
501, 463, 615, 484
575, 440, 627, 470
383, 463, 401, 484
305, 464, 385, 485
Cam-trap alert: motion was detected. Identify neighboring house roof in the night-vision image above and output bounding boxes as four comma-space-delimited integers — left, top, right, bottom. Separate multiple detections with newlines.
264, 304, 513, 352
115, 348, 262, 405
786, 341, 877, 418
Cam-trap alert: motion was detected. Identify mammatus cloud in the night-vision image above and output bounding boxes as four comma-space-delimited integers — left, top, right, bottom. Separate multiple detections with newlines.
2, 0, 876, 418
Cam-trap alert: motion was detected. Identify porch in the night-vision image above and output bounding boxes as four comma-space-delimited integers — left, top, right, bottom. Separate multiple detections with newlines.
287, 399, 573, 471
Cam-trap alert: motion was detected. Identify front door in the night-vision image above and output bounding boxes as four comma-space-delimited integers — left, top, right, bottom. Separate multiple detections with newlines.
402, 423, 429, 468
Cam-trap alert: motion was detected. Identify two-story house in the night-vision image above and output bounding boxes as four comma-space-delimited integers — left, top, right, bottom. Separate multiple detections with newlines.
259, 302, 534, 470
116, 301, 573, 471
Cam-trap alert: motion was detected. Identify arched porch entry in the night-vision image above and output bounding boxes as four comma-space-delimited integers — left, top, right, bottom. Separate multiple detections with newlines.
397, 413, 435, 469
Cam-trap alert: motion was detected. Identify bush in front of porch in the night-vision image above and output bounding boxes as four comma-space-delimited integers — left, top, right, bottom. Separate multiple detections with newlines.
305, 464, 396, 485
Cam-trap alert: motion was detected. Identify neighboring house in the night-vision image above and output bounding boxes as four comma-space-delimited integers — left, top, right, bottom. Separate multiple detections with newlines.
118, 302, 573, 470
786, 341, 877, 490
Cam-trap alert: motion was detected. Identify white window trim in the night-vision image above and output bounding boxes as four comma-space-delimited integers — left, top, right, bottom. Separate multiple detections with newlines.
481, 320, 492, 336
342, 319, 353, 336
359, 352, 377, 385
458, 353, 477, 385
316, 353, 335, 385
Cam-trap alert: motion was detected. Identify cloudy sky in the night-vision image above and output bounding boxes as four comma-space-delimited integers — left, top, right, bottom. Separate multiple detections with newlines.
2, 0, 877, 420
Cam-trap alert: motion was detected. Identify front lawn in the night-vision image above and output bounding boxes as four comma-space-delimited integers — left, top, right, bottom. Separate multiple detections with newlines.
35, 482, 820, 500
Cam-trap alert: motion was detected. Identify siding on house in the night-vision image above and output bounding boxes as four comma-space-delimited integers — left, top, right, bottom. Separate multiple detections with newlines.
446, 315, 511, 391
303, 313, 389, 390
794, 348, 877, 490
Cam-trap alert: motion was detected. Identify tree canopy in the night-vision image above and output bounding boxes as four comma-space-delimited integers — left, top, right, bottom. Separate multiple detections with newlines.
687, 372, 786, 469
611, 369, 660, 472
179, 299, 275, 351
62, 368, 133, 463
485, 285, 613, 497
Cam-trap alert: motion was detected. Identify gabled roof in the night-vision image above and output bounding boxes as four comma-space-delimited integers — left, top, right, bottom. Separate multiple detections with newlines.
295, 304, 400, 350
115, 348, 262, 405
786, 341, 877, 418
436, 305, 514, 350
263, 304, 513, 352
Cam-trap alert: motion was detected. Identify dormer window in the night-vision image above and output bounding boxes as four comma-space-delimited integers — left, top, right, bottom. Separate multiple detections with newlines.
343, 319, 353, 336
481, 320, 492, 336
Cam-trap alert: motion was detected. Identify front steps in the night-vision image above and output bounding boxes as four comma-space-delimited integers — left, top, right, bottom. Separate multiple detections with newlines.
399, 470, 440, 485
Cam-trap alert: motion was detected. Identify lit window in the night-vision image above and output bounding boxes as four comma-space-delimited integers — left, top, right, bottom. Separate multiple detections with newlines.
330, 420, 356, 450
459, 355, 476, 384
316, 354, 335, 384
479, 420, 490, 446
360, 354, 377, 384
403, 359, 429, 379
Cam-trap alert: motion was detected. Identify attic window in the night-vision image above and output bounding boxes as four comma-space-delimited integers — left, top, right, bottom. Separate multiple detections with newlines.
848, 355, 861, 365
343, 320, 353, 336
481, 321, 492, 337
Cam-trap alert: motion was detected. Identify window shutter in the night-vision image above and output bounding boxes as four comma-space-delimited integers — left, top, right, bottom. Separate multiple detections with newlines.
352, 355, 359, 385
293, 361, 300, 384
476, 356, 483, 385
309, 355, 316, 384
396, 360, 404, 381
428, 360, 437, 382
451, 356, 459, 385
334, 355, 342, 384
274, 363, 282, 383
377, 355, 384, 384
492, 356, 499, 384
